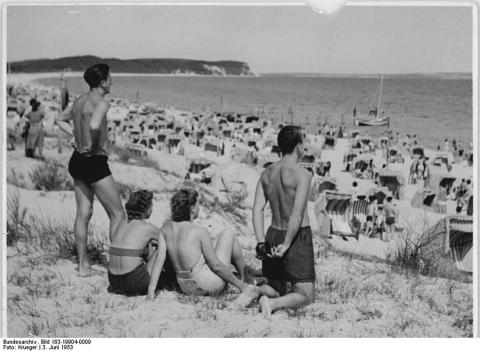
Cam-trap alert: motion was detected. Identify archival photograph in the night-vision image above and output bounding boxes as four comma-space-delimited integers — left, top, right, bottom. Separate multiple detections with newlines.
4, 2, 474, 337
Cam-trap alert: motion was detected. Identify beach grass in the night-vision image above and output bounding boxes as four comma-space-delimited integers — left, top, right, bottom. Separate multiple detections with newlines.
7, 199, 472, 337
29, 159, 74, 191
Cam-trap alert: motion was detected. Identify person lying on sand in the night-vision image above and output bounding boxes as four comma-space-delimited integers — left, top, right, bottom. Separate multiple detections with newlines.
146, 188, 260, 301
253, 125, 315, 318
55, 63, 126, 276
108, 190, 167, 296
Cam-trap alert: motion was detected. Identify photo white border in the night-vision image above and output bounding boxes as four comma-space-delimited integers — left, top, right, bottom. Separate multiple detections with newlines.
0, 0, 478, 340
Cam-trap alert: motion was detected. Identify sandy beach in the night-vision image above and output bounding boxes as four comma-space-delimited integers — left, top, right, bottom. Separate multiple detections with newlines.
5, 72, 473, 337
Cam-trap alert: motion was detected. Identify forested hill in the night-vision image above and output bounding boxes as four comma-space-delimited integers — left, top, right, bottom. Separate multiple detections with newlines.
8, 55, 255, 76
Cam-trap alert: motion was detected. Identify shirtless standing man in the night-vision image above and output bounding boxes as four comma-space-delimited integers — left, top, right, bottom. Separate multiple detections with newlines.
253, 125, 315, 317
55, 64, 125, 276
383, 196, 397, 241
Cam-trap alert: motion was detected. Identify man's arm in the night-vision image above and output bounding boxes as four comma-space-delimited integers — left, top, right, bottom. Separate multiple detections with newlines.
54, 105, 74, 136
89, 100, 109, 153
252, 176, 267, 243
275, 170, 312, 257
199, 229, 247, 292
146, 232, 167, 301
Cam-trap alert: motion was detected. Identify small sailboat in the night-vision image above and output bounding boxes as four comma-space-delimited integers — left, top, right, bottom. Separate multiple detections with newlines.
354, 75, 390, 127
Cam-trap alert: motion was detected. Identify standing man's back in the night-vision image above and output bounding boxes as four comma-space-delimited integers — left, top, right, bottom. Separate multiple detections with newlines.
253, 125, 315, 317
55, 63, 125, 276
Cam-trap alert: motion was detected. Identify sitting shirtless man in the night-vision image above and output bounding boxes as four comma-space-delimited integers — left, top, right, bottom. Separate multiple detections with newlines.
108, 190, 169, 296
253, 125, 315, 317
147, 188, 259, 301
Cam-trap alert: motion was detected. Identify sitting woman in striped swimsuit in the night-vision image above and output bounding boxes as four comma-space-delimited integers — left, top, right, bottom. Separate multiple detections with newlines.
108, 190, 169, 296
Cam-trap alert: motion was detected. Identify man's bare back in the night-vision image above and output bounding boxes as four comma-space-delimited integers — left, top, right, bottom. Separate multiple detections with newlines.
71, 93, 109, 155
252, 125, 315, 317
261, 161, 311, 229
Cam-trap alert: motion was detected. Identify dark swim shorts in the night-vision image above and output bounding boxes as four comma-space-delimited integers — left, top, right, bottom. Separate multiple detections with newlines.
68, 150, 112, 184
108, 263, 150, 296
262, 226, 315, 283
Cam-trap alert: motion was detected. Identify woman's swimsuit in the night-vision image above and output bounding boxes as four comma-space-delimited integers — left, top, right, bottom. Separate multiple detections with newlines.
176, 256, 226, 296
107, 246, 150, 296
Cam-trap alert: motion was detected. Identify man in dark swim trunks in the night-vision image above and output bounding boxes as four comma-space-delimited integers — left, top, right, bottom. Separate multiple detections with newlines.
253, 125, 315, 317
55, 64, 125, 276
383, 196, 397, 241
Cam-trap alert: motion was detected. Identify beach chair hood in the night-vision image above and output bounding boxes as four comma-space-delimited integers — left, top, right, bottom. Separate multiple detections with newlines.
378, 171, 405, 200
314, 191, 354, 238
419, 216, 473, 275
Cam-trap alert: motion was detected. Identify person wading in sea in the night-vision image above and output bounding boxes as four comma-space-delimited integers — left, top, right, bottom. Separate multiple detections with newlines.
56, 63, 125, 276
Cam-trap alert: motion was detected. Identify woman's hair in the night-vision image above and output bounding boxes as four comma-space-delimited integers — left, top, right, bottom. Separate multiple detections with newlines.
170, 188, 199, 222
125, 190, 153, 221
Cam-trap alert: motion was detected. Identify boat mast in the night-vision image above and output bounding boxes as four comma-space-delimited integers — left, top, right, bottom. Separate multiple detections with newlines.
376, 74, 384, 119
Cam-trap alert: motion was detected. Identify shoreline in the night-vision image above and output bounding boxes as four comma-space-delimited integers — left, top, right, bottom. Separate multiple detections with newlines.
7, 71, 261, 84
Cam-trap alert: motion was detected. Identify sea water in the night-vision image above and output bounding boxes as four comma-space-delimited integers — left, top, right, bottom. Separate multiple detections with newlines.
38, 74, 472, 149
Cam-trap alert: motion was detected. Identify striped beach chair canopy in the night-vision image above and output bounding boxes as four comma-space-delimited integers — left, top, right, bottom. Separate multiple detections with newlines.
324, 135, 336, 148
314, 191, 354, 238
204, 137, 222, 153
360, 136, 372, 145
350, 130, 360, 139
157, 133, 167, 143
351, 197, 370, 226
378, 170, 405, 200
309, 176, 337, 202
412, 145, 425, 158
389, 147, 399, 157
125, 143, 147, 157
188, 158, 212, 174
168, 137, 181, 148
429, 173, 457, 193
419, 216, 473, 275
300, 154, 316, 164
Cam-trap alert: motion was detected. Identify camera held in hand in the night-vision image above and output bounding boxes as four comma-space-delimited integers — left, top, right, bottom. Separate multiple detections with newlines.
255, 241, 273, 259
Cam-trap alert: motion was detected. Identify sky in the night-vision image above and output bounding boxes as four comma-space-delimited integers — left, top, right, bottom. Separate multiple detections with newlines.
6, 4, 473, 74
